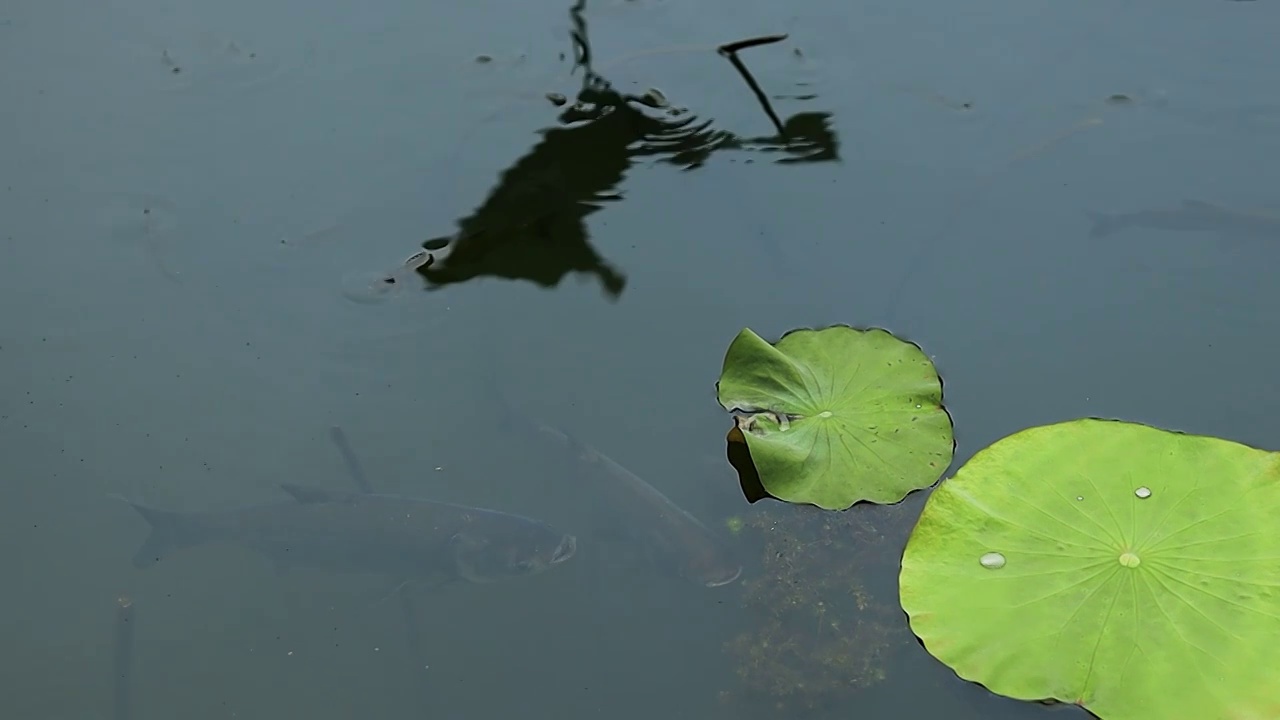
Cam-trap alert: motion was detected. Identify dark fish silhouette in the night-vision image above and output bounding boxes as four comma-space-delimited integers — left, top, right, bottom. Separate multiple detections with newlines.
506, 411, 742, 588
124, 484, 576, 584
1088, 199, 1280, 242
541, 422, 742, 588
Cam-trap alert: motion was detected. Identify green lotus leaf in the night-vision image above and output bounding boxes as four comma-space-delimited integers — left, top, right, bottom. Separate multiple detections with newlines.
899, 418, 1280, 719
715, 326, 953, 510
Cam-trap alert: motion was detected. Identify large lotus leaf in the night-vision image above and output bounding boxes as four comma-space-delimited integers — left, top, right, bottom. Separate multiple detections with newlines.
716, 326, 953, 510
899, 418, 1280, 719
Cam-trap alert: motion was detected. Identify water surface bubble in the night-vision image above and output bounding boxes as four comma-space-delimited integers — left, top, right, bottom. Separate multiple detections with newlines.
979, 552, 1006, 569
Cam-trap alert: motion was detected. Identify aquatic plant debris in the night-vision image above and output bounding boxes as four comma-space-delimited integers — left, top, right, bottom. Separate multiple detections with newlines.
724, 504, 908, 712
899, 418, 1280, 719
715, 326, 953, 509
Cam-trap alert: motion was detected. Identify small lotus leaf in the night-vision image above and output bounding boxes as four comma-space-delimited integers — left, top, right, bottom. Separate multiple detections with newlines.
899, 418, 1280, 719
716, 326, 953, 509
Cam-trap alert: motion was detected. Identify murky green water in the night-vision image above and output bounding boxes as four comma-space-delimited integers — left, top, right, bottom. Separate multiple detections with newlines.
3, 0, 1279, 717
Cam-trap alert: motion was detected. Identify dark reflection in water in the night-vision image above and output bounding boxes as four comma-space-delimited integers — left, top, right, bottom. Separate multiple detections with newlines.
726, 422, 773, 504
412, 0, 840, 300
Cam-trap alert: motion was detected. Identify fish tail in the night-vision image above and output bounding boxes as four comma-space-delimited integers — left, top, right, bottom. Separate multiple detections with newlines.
476, 352, 520, 435
122, 500, 211, 569
489, 384, 566, 452
477, 357, 579, 475
474, 344, 577, 461
492, 388, 518, 435
1086, 212, 1119, 238
329, 426, 374, 494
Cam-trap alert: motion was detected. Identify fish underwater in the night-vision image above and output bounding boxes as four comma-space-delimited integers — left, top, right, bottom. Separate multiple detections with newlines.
123, 484, 577, 584
1087, 199, 1280, 242
505, 410, 742, 589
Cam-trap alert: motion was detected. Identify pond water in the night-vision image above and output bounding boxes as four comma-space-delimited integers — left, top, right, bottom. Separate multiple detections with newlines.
3, 0, 1279, 717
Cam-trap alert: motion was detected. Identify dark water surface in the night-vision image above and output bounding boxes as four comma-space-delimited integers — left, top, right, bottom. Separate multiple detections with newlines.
3, 0, 1279, 717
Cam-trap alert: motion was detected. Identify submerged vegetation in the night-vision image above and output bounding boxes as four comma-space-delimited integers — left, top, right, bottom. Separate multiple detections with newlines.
722, 501, 916, 714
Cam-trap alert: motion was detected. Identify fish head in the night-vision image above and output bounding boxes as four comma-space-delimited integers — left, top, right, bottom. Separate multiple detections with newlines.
663, 537, 742, 588
448, 521, 577, 583
676, 551, 743, 588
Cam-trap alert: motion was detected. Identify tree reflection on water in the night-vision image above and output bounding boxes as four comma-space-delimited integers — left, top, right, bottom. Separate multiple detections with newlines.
412, 0, 840, 300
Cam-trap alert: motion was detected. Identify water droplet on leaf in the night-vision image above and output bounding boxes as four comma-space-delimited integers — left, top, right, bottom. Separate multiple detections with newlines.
1119, 552, 1141, 568
979, 552, 1006, 569
1135, 486, 1151, 499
